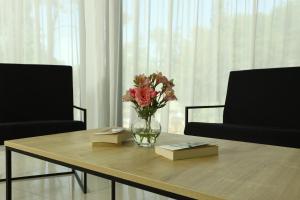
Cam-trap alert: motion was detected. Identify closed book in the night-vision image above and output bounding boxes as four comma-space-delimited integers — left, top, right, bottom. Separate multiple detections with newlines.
90, 128, 131, 144
155, 142, 218, 160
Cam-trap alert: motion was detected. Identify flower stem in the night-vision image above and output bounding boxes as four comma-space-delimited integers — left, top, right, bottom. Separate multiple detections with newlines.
145, 116, 152, 143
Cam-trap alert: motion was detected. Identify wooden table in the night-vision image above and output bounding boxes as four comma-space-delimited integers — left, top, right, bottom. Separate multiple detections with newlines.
4, 129, 300, 200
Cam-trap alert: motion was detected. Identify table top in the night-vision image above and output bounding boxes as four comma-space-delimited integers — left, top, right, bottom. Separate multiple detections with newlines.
5, 129, 300, 200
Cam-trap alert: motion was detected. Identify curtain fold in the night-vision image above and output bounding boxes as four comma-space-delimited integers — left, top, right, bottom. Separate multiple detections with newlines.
83, 0, 122, 128
123, 0, 300, 134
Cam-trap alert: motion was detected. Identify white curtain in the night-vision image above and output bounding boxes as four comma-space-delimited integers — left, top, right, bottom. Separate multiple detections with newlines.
123, 0, 300, 134
0, 0, 122, 129
0, 0, 83, 108
83, 0, 123, 128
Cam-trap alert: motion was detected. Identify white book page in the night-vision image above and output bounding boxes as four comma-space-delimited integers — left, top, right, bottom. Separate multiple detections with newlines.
159, 142, 209, 151
94, 127, 124, 135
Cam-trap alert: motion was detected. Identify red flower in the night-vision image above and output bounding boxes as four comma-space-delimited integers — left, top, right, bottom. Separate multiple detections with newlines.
129, 88, 136, 98
134, 87, 157, 107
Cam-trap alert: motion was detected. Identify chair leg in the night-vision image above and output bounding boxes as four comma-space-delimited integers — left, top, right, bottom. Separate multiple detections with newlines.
6, 148, 12, 200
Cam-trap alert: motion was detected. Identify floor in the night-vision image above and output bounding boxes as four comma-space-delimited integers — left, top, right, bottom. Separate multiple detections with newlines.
0, 146, 171, 200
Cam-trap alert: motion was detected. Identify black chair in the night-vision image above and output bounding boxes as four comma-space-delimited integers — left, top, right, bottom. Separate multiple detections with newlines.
0, 63, 86, 143
185, 67, 300, 148
0, 63, 88, 192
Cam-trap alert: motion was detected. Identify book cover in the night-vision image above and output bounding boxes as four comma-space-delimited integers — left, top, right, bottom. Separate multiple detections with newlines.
90, 128, 131, 144
155, 142, 218, 160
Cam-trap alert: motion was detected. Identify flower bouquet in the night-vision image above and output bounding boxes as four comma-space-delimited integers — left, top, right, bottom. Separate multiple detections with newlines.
122, 72, 177, 147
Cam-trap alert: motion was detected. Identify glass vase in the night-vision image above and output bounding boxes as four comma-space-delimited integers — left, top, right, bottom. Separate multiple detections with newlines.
131, 116, 161, 147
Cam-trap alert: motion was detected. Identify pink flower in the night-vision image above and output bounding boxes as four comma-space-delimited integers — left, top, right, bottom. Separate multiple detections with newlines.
164, 88, 177, 101
129, 88, 136, 98
134, 74, 150, 87
155, 72, 169, 84
122, 72, 177, 115
166, 79, 175, 89
150, 90, 158, 98
134, 87, 157, 107
122, 90, 133, 102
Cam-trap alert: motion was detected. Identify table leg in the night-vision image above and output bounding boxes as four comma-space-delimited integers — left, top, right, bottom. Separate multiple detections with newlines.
111, 180, 116, 200
6, 148, 12, 200
84, 172, 87, 193
73, 170, 88, 193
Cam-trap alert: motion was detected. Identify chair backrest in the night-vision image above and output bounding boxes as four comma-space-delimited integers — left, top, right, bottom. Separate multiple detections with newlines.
223, 67, 300, 129
0, 63, 74, 122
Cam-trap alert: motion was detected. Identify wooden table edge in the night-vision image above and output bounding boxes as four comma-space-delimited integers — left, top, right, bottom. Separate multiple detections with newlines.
4, 140, 224, 200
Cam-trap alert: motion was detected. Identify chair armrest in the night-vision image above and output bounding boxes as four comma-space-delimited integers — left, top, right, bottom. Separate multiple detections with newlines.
185, 105, 224, 127
73, 105, 87, 129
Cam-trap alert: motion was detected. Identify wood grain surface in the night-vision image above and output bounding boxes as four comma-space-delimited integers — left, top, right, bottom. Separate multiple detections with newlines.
5, 129, 300, 200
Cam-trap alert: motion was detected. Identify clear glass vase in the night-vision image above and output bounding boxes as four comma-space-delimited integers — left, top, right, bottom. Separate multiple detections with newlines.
131, 116, 161, 147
